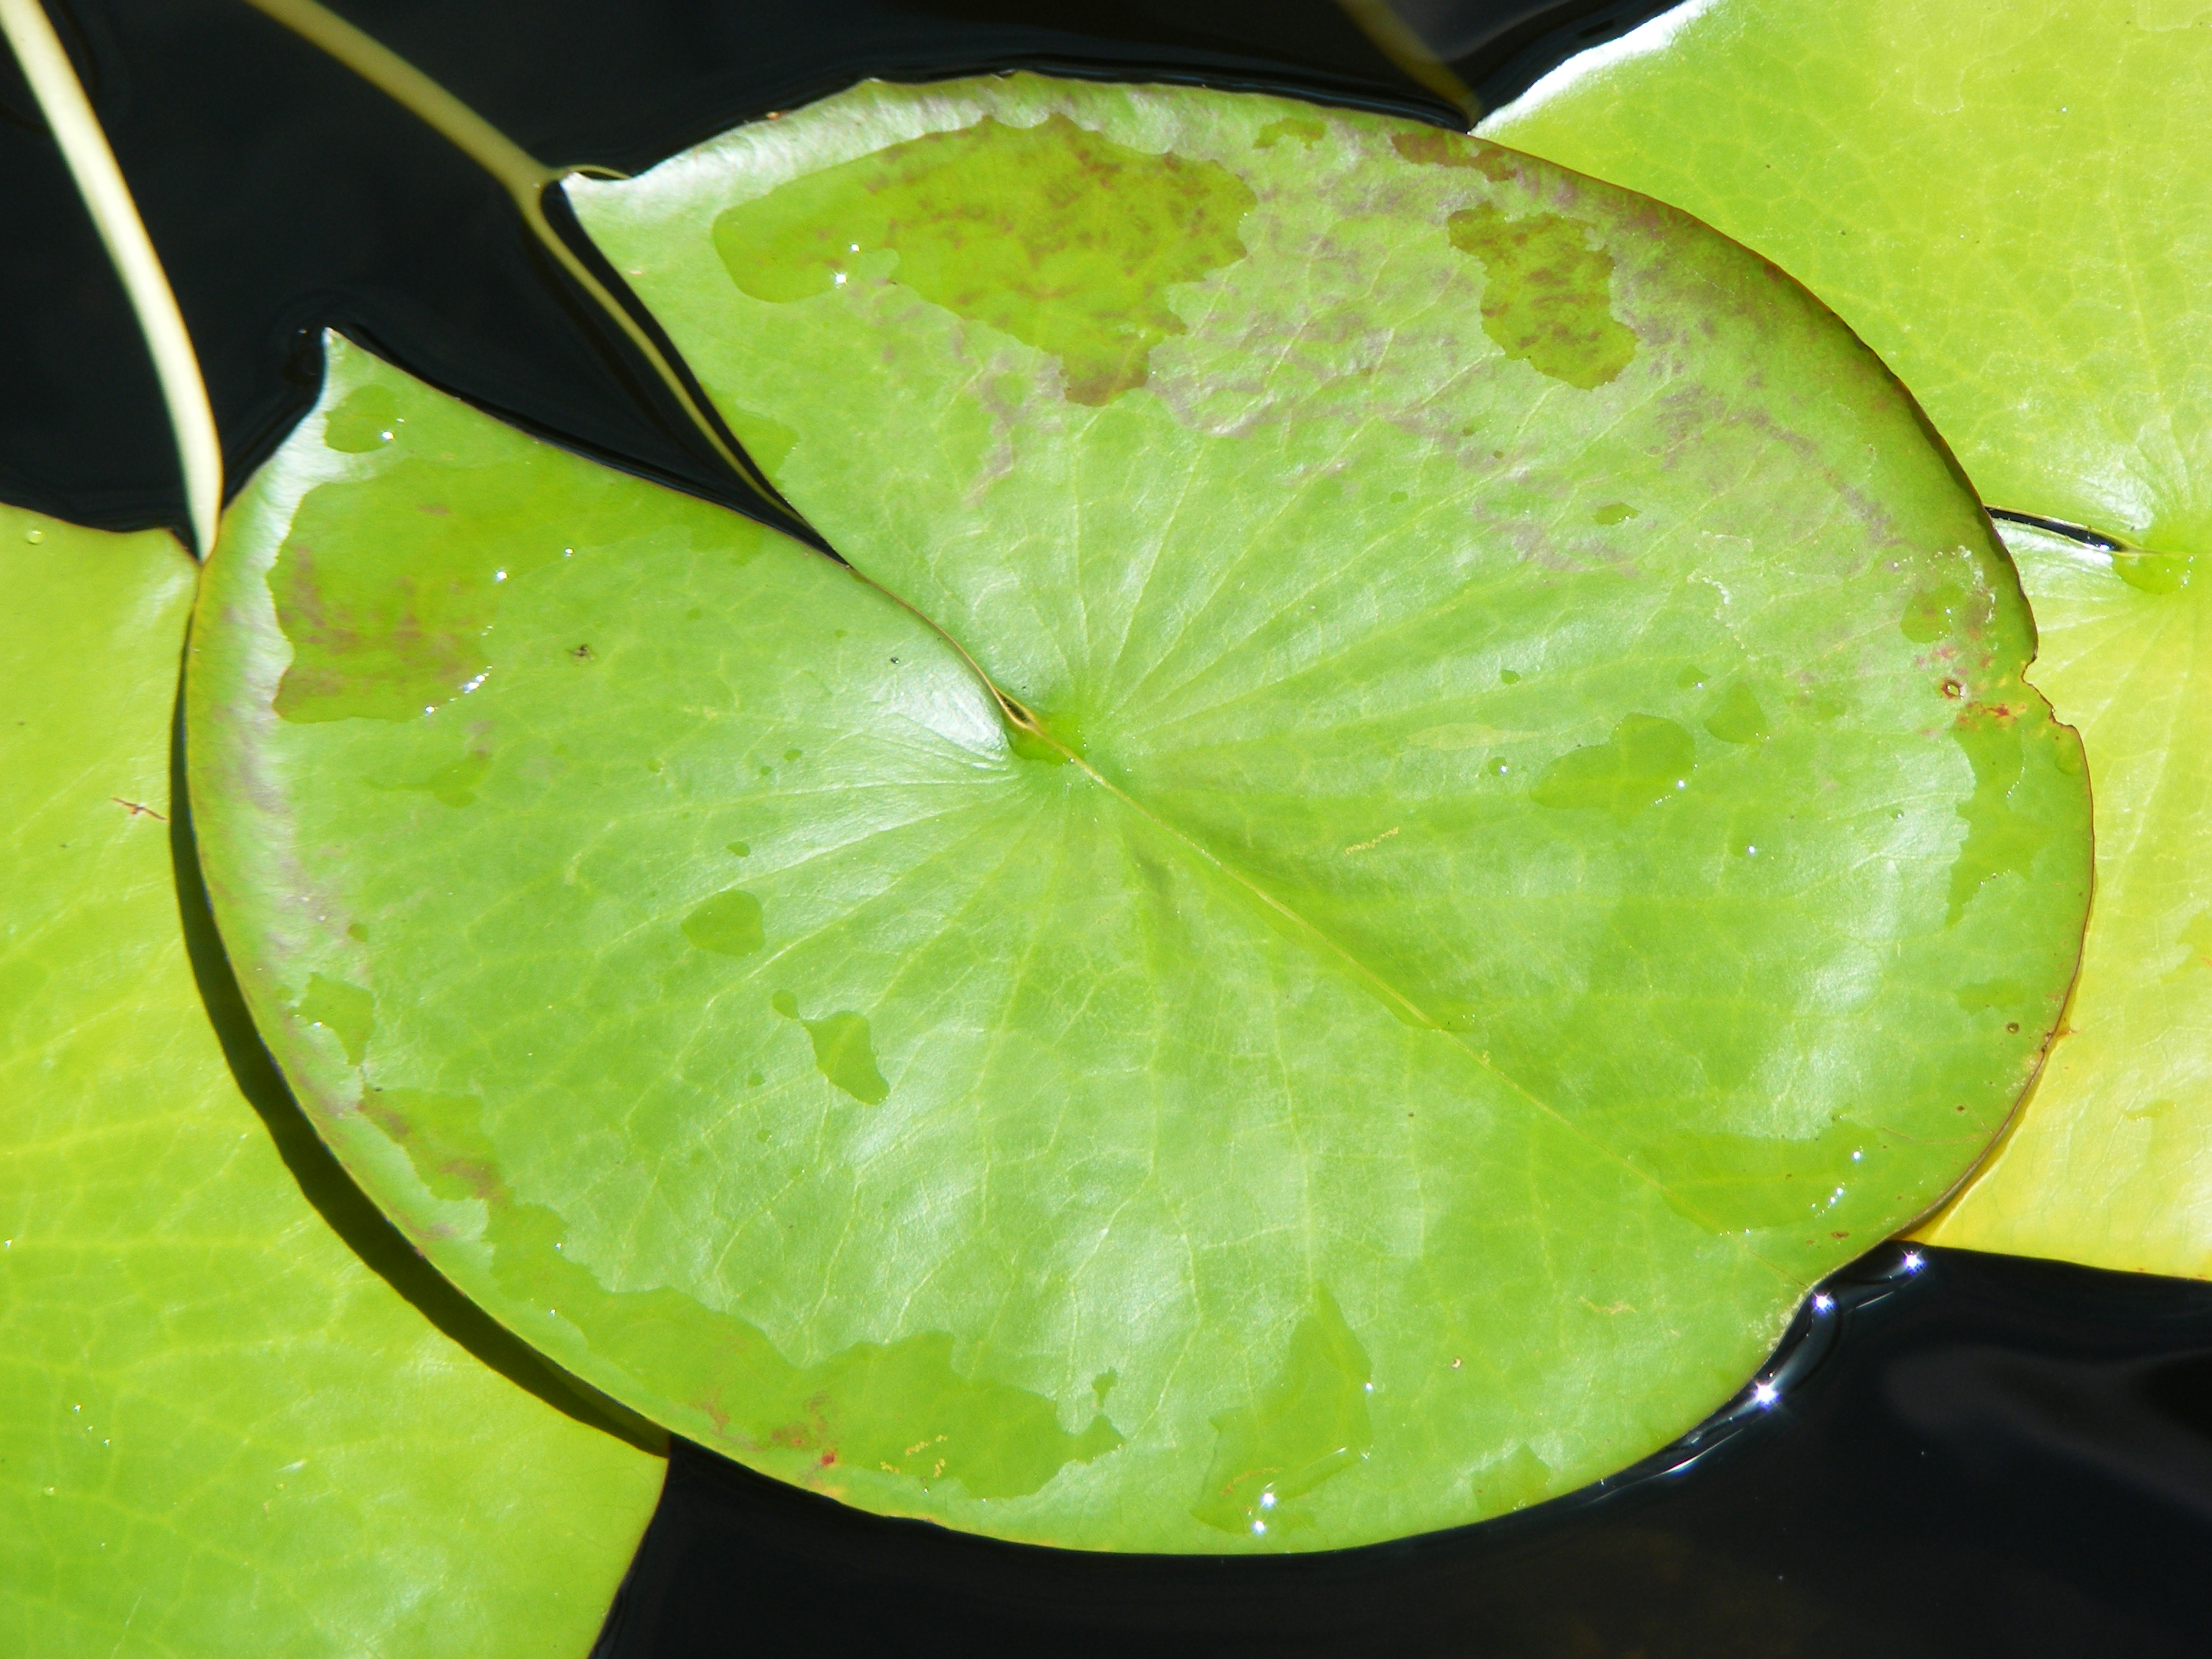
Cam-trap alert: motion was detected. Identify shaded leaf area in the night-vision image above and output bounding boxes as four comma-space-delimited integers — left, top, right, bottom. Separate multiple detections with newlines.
192, 77, 2087, 1553
0, 506, 663, 1658
1192, 1288, 1375, 1535
1478, 0, 2212, 1279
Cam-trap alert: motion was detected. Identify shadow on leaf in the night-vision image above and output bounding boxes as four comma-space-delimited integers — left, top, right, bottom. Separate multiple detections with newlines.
166, 680, 668, 1458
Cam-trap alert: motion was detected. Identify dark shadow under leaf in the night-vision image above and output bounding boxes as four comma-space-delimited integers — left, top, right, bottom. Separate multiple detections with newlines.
167, 673, 668, 1459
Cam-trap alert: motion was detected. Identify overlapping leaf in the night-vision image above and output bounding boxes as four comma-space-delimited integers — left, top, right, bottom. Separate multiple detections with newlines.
188, 77, 2089, 1552
1482, 0, 2212, 1278
0, 506, 662, 1657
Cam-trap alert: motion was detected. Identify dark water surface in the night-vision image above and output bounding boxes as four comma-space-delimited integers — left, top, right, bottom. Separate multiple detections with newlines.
12, 4, 2212, 1654
0, 0, 1671, 536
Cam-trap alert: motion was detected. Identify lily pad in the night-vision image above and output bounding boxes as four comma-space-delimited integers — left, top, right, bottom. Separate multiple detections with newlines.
0, 505, 662, 1656
190, 77, 2088, 1553
1480, 0, 2212, 1277
1483, 0, 2212, 550
1921, 521, 2212, 1277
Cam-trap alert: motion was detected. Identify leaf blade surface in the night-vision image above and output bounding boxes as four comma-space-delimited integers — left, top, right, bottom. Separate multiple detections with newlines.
1479, 0, 2212, 1277
192, 76, 2089, 1552
0, 505, 662, 1657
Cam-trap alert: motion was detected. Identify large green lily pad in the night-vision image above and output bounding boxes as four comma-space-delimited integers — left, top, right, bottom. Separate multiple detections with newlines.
0, 505, 662, 1656
1481, 0, 2212, 1278
190, 77, 2088, 1552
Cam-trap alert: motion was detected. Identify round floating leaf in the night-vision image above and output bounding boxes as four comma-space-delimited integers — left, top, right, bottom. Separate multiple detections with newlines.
0, 506, 662, 1656
192, 76, 2088, 1553
1480, 0, 2212, 1277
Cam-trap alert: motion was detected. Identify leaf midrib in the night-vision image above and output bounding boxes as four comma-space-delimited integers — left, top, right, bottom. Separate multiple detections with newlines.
764, 495, 1817, 1290
1014, 716, 1801, 1290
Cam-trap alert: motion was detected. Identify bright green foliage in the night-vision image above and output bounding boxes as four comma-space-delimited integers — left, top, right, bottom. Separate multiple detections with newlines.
189, 74, 2090, 1554
1480, 0, 2212, 554
1922, 523, 2212, 1277
0, 505, 662, 1656
1480, 0, 2212, 1277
